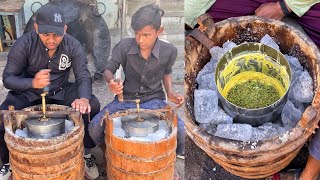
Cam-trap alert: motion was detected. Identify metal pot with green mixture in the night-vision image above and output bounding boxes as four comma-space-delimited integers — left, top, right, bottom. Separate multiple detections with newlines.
215, 42, 291, 126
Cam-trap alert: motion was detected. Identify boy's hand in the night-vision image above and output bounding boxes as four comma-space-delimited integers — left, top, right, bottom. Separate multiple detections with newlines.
71, 98, 91, 114
108, 79, 123, 95
32, 69, 51, 89
168, 91, 184, 108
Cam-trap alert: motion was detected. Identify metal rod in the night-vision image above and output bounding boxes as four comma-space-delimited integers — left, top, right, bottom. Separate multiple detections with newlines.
136, 99, 140, 114
41, 93, 47, 119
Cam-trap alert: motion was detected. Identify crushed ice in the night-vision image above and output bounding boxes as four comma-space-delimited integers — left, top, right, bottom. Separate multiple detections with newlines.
15, 119, 75, 138
112, 117, 170, 141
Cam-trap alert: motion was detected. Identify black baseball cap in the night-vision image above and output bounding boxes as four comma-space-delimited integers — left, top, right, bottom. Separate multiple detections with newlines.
36, 3, 66, 36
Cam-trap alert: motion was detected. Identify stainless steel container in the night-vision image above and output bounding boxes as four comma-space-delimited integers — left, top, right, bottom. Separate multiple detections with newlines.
215, 43, 291, 126
121, 113, 160, 137
25, 118, 65, 139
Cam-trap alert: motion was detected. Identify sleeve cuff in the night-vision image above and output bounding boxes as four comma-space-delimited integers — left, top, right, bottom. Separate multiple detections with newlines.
284, 0, 316, 17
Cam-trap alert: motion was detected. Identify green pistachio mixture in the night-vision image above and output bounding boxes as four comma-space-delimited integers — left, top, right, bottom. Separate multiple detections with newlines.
226, 80, 280, 109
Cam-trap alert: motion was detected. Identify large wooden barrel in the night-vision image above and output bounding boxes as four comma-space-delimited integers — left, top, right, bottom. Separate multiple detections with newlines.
105, 108, 177, 179
2, 105, 84, 180
185, 15, 320, 179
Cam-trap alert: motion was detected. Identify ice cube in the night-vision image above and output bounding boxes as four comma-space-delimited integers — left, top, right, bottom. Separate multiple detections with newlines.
222, 41, 237, 53
210, 107, 233, 124
129, 136, 149, 141
281, 100, 302, 129
15, 129, 28, 138
194, 89, 219, 123
196, 59, 217, 82
112, 117, 122, 128
260, 34, 279, 51
284, 55, 303, 72
147, 129, 167, 141
159, 120, 169, 133
65, 120, 74, 133
209, 46, 224, 62
196, 72, 217, 90
251, 123, 286, 141
113, 128, 125, 138
215, 124, 252, 141
290, 69, 303, 85
199, 123, 217, 135
292, 70, 314, 103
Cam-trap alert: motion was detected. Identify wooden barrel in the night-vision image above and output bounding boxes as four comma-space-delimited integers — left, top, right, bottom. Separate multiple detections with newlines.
105, 109, 177, 179
185, 15, 320, 179
2, 105, 84, 180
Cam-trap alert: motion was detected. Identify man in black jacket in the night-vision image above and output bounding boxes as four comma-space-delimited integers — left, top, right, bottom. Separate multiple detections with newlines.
0, 4, 100, 180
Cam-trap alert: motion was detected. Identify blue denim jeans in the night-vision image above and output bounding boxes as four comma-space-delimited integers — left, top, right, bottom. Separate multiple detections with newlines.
89, 98, 185, 154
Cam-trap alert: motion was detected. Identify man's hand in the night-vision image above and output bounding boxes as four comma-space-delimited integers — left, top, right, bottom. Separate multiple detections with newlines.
32, 69, 51, 89
108, 79, 123, 95
71, 98, 91, 114
168, 91, 185, 108
255, 2, 285, 20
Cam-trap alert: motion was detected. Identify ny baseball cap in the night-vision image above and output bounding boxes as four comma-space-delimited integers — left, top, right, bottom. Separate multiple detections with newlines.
36, 3, 66, 36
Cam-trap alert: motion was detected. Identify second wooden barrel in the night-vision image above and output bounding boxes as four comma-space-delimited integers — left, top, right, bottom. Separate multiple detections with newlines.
3, 105, 84, 180
105, 109, 177, 179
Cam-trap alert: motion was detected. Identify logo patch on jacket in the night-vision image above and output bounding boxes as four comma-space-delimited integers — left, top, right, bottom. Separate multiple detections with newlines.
59, 54, 71, 70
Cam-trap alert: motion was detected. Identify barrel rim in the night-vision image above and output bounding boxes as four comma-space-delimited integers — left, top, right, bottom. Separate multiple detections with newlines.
4, 104, 84, 150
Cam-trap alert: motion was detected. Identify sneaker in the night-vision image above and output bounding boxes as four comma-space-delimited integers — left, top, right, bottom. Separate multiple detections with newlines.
177, 154, 185, 160
84, 154, 99, 179
0, 163, 12, 180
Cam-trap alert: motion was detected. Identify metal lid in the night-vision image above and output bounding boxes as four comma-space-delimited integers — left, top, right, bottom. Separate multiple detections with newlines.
121, 113, 160, 137
25, 118, 65, 139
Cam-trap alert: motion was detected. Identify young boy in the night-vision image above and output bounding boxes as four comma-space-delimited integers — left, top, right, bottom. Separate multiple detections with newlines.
88, 4, 185, 156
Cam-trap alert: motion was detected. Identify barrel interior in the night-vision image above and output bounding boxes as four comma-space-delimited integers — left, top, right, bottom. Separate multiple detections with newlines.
184, 16, 320, 179
109, 108, 175, 136
4, 105, 81, 134
185, 16, 320, 123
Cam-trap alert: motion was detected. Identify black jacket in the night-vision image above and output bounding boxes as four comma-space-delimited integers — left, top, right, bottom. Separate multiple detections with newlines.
2, 31, 92, 102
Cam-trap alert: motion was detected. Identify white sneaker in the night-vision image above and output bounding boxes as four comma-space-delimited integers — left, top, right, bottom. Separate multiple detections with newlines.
0, 163, 12, 180
84, 154, 99, 179
177, 154, 185, 160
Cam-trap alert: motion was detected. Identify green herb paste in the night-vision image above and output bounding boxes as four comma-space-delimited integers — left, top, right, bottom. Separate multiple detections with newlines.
226, 80, 280, 109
